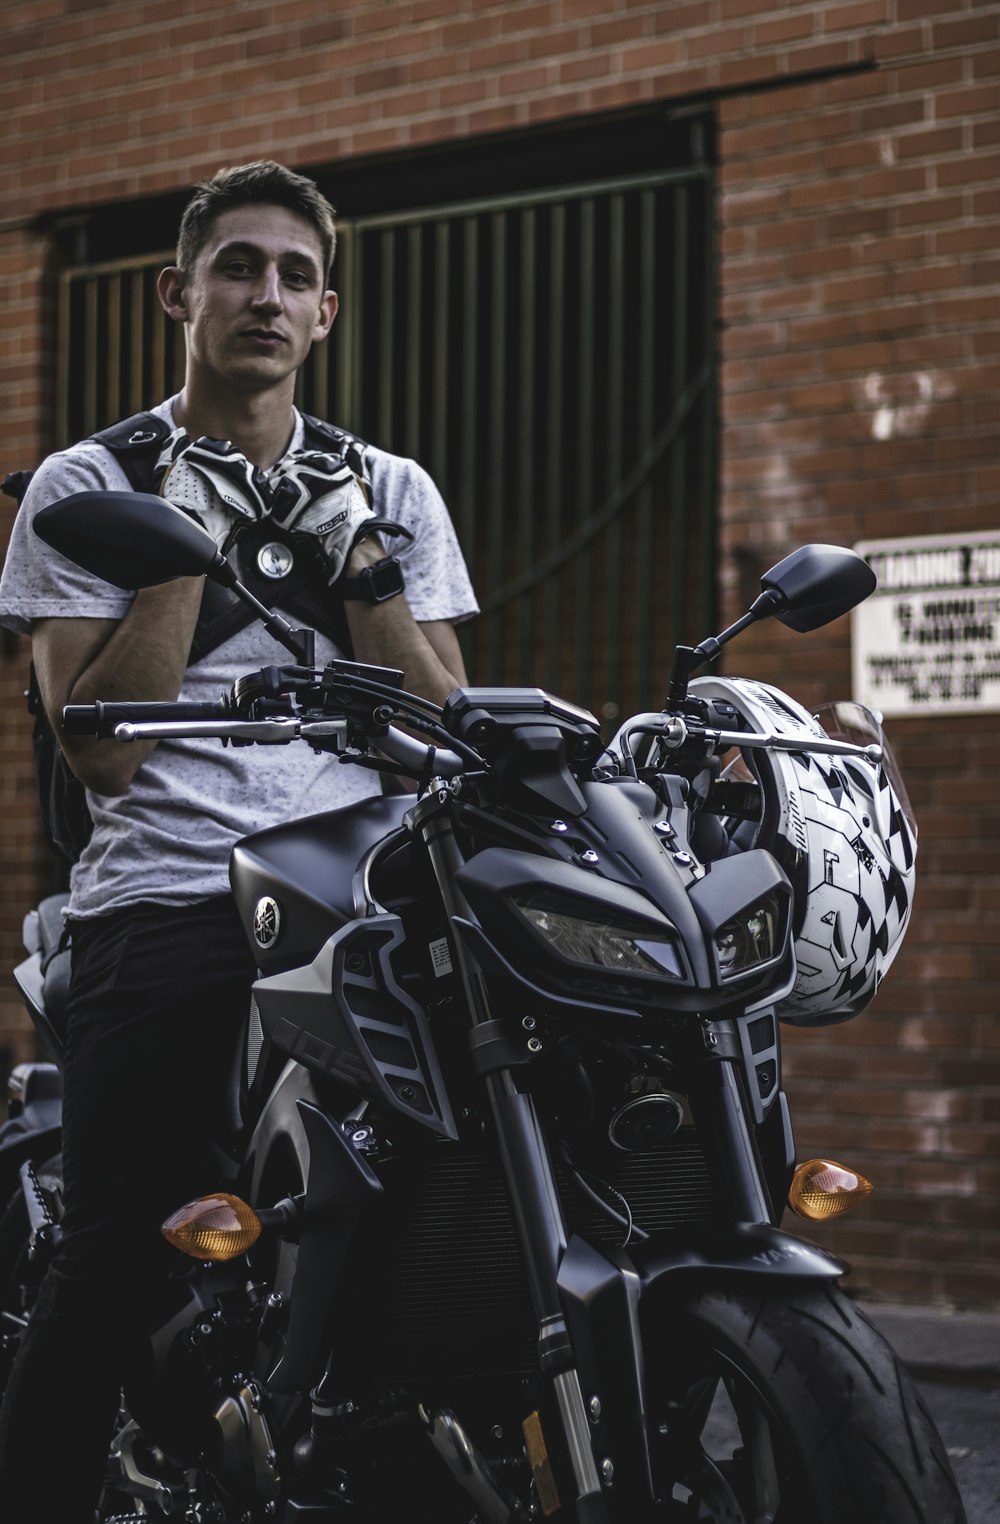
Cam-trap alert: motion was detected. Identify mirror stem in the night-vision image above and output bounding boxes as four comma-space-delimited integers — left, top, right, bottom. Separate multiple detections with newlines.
211, 557, 315, 665
667, 590, 785, 703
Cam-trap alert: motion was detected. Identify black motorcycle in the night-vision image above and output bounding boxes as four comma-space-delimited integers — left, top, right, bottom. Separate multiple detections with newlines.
0, 491, 965, 1523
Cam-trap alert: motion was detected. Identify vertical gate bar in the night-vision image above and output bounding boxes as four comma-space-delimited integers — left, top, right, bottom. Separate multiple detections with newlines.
634, 188, 656, 707
148, 266, 166, 407
544, 202, 565, 695
406, 223, 422, 462
82, 278, 99, 439
516, 207, 537, 681
432, 219, 450, 492
311, 235, 330, 420
171, 305, 185, 393
56, 272, 71, 448
337, 223, 359, 430
486, 210, 507, 683
460, 216, 480, 675
670, 186, 690, 683
378, 228, 396, 447
575, 198, 595, 707
106, 274, 121, 425
700, 171, 718, 636
128, 273, 144, 416
606, 192, 625, 721
313, 343, 330, 425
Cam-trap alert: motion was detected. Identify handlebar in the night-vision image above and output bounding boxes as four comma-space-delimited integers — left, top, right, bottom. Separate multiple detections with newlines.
104, 715, 467, 779
609, 712, 883, 777
63, 689, 880, 796
63, 701, 231, 738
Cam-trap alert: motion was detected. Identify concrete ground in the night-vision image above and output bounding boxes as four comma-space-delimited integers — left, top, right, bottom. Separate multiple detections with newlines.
858, 1301, 1000, 1524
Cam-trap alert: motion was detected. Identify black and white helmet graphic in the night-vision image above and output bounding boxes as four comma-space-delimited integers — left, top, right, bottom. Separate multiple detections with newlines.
691, 677, 917, 1026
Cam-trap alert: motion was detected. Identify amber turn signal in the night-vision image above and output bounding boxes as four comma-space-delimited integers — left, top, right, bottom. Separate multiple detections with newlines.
161, 1192, 262, 1261
787, 1158, 874, 1222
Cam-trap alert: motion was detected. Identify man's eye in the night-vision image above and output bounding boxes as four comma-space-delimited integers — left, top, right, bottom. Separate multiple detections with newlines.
224, 261, 254, 277
283, 270, 311, 288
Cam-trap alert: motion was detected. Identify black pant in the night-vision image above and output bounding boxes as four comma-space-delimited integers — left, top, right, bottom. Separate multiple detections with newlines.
0, 896, 256, 1521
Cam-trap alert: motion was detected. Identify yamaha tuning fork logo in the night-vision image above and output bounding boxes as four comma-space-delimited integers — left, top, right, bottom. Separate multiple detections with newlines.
253, 896, 282, 949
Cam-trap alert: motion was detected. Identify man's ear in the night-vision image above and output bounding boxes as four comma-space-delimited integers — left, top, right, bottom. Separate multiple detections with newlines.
157, 266, 188, 322
314, 290, 338, 342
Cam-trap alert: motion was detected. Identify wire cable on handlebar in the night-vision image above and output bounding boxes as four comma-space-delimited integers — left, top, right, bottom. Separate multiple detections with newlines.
379, 711, 484, 769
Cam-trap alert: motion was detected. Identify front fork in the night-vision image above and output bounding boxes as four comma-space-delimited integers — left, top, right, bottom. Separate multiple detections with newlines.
419, 799, 610, 1523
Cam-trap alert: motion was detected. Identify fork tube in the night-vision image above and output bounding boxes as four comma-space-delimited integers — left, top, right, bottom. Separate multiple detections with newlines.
417, 803, 605, 1512
417, 805, 569, 1313
487, 1077, 567, 1327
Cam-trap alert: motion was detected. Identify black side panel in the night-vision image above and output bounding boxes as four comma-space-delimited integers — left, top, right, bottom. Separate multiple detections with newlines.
229, 795, 417, 973
252, 915, 458, 1140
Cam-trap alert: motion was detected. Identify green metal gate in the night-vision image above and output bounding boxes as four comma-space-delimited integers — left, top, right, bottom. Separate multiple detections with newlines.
58, 154, 716, 724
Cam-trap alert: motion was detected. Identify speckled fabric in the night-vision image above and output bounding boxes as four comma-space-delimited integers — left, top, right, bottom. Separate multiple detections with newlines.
0, 397, 478, 918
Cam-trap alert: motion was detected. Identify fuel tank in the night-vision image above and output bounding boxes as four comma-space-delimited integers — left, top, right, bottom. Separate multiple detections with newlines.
230, 794, 416, 973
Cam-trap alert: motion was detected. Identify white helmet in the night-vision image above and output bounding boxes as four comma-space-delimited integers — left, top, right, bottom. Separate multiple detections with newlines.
689, 677, 917, 1026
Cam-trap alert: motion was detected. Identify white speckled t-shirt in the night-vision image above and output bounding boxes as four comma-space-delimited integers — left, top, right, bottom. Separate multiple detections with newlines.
0, 398, 479, 918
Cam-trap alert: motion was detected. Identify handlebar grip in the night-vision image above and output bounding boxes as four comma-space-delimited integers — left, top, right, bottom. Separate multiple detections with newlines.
62, 701, 231, 738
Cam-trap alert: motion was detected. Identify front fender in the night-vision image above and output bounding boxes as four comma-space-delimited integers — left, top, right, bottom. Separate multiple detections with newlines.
625, 1220, 844, 1288
556, 1225, 843, 1520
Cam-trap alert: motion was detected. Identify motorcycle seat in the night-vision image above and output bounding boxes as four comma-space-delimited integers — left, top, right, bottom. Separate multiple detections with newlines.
36, 892, 72, 1036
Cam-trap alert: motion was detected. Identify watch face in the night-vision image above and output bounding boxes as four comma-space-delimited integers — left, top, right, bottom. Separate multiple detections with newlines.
365, 557, 405, 602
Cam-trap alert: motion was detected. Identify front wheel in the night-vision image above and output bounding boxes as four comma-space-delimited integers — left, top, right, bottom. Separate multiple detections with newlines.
649, 1283, 966, 1523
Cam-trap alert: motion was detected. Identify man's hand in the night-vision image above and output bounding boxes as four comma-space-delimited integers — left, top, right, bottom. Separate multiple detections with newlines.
268, 451, 375, 583
157, 430, 269, 551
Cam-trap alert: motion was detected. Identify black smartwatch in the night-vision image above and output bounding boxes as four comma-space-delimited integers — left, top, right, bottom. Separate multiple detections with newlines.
340, 555, 406, 605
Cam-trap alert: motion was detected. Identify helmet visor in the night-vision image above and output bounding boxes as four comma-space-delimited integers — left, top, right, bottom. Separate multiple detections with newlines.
812, 701, 917, 839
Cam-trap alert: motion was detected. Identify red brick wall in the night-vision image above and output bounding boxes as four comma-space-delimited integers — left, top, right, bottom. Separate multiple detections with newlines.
715, 17, 1000, 1306
1, 0, 997, 1305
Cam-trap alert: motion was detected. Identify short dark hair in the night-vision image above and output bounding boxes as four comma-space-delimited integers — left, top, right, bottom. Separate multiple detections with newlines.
176, 161, 337, 279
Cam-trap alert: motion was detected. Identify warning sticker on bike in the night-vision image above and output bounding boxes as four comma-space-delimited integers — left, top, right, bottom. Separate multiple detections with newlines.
428, 937, 454, 977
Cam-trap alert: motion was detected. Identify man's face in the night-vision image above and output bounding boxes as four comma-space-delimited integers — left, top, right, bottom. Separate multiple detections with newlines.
168, 203, 337, 393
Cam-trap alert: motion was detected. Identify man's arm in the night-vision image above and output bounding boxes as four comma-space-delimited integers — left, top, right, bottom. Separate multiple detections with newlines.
32, 576, 205, 797
341, 536, 468, 706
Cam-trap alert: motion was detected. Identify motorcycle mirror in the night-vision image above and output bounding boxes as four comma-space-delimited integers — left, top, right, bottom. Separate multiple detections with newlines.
668, 544, 877, 703
34, 491, 226, 590
756, 544, 877, 632
34, 491, 316, 665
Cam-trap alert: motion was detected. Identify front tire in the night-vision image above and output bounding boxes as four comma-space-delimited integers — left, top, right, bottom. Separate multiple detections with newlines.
650, 1283, 966, 1523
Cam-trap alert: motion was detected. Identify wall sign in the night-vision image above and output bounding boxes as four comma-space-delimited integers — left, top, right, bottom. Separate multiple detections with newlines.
852, 531, 1000, 716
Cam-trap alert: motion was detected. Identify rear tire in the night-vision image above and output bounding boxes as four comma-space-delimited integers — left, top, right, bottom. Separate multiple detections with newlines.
650, 1283, 967, 1523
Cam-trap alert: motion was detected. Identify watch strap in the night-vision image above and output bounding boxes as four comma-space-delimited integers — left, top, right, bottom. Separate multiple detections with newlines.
341, 555, 406, 604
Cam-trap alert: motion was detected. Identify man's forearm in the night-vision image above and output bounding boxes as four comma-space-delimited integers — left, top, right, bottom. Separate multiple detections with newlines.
344, 596, 465, 707
35, 576, 205, 796
341, 537, 467, 705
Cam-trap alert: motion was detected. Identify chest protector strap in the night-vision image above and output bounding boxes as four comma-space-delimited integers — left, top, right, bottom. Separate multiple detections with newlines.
90, 410, 369, 665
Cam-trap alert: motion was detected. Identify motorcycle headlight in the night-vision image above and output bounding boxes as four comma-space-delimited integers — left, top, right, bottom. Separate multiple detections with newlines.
515, 895, 684, 980
714, 893, 782, 979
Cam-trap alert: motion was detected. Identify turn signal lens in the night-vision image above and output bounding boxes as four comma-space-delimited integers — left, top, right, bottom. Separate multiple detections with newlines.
787, 1159, 874, 1221
161, 1192, 262, 1261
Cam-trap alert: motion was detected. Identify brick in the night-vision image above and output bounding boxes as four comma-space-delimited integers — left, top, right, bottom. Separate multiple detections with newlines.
823, 0, 891, 30
934, 11, 1000, 50
752, 12, 817, 48
971, 42, 1000, 78
937, 151, 1000, 189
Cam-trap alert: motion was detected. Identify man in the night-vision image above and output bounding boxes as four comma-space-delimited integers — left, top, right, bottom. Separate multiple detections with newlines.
0, 160, 477, 1519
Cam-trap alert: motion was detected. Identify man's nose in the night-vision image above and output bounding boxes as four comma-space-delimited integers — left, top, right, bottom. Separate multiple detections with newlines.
250, 269, 284, 311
